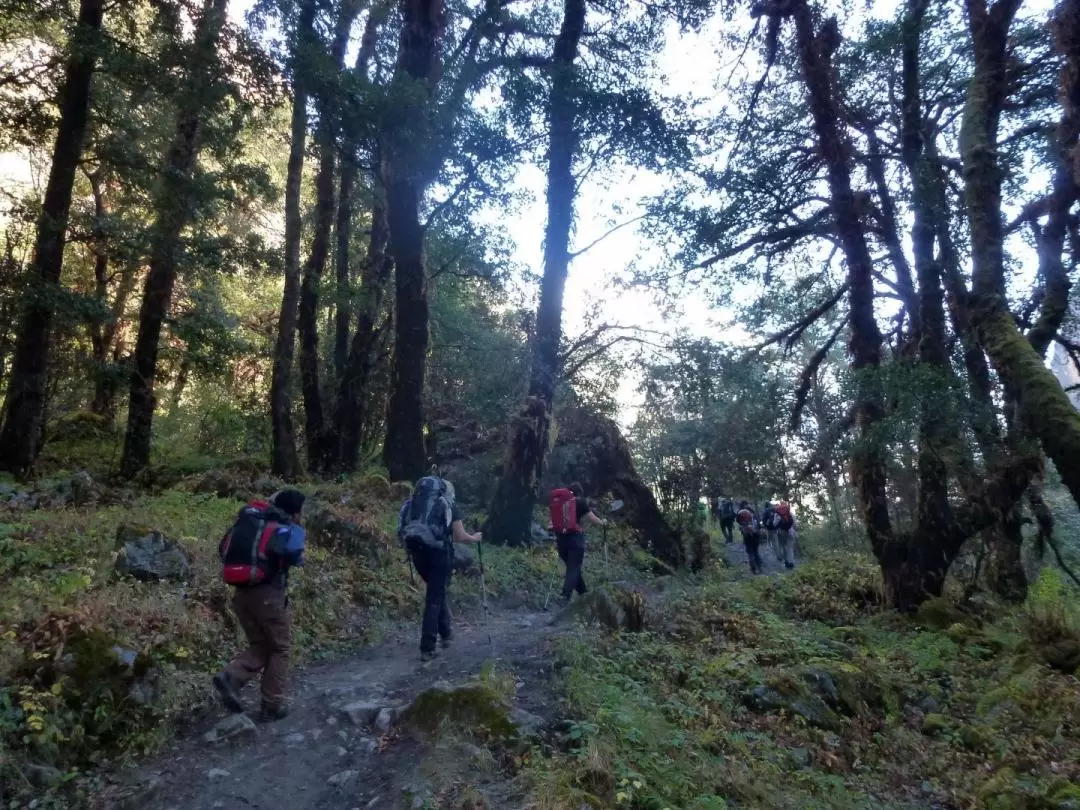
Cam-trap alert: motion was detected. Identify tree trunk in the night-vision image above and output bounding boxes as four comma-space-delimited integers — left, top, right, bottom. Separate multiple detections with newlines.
381, 0, 446, 483
298, 0, 362, 474
0, 0, 104, 476
785, 1, 894, 554
120, 0, 228, 478
269, 0, 316, 480
485, 0, 586, 547
333, 156, 355, 384
962, 0, 1080, 512
335, 182, 393, 470
1054, 0, 1080, 188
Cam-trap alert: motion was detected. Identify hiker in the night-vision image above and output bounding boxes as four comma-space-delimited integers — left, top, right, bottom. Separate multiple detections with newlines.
718, 496, 736, 544
213, 488, 306, 720
399, 475, 481, 661
761, 500, 779, 562
775, 500, 797, 569
735, 501, 763, 575
549, 482, 606, 605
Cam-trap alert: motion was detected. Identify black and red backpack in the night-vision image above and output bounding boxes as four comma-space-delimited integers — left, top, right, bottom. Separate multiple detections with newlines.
219, 500, 287, 586
549, 488, 580, 535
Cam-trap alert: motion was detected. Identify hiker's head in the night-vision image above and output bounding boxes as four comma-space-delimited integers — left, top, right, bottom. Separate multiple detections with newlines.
569, 482, 584, 497
271, 488, 306, 520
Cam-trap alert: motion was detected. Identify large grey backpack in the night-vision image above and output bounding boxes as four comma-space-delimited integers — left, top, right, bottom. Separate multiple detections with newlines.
401, 476, 455, 551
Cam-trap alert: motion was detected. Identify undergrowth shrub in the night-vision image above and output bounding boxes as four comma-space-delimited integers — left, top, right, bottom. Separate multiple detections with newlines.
1023, 568, 1080, 674
759, 552, 882, 624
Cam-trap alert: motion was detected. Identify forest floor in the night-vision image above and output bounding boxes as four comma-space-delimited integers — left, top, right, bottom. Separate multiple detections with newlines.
96, 540, 795, 810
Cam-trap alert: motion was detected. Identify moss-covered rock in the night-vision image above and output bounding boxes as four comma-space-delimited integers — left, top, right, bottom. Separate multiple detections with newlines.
113, 525, 192, 581
400, 683, 518, 742
958, 724, 994, 752
921, 713, 950, 736
304, 500, 391, 556
743, 675, 843, 731
916, 597, 967, 630
552, 588, 646, 632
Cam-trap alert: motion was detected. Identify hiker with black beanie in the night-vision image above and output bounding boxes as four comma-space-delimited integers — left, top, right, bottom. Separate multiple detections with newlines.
213, 488, 306, 720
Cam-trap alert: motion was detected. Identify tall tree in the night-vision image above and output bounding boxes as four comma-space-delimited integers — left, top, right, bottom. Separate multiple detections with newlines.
269, 0, 317, 479
331, 3, 392, 472
0, 0, 104, 476
381, 0, 447, 482
485, 0, 586, 546
120, 0, 230, 478
961, 0, 1080, 512
298, 0, 363, 473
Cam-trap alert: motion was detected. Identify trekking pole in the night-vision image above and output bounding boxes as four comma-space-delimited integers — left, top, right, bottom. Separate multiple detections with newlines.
477, 540, 489, 616
476, 539, 494, 652
544, 556, 559, 610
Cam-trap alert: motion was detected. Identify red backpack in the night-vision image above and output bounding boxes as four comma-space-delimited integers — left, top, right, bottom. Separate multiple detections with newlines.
549, 488, 580, 535
219, 500, 286, 586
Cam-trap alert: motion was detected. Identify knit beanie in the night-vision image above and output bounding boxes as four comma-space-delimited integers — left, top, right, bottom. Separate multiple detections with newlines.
271, 488, 306, 517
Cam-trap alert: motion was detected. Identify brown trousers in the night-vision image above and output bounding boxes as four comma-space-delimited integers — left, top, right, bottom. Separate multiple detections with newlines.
224, 584, 290, 707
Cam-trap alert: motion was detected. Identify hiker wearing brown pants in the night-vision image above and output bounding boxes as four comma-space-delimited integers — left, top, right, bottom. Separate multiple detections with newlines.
214, 488, 306, 720
224, 584, 290, 708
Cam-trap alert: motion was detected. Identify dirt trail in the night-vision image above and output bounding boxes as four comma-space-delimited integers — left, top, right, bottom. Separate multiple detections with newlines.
101, 539, 790, 810
101, 599, 561, 810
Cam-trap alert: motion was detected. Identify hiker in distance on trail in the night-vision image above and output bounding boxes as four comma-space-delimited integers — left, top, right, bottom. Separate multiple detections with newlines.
735, 500, 764, 575
770, 500, 797, 570
213, 488, 307, 721
549, 483, 607, 606
718, 496, 736, 544
398, 474, 481, 662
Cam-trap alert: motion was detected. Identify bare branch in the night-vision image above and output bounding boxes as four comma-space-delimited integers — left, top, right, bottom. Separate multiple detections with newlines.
569, 214, 647, 259
749, 282, 849, 354
790, 315, 847, 432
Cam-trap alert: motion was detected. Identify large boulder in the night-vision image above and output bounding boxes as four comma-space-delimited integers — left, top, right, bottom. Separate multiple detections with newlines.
742, 679, 842, 731
304, 500, 392, 557
114, 524, 192, 582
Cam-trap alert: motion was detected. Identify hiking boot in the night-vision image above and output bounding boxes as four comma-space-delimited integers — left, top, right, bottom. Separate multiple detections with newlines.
439, 635, 452, 650
260, 702, 289, 721
785, 562, 795, 570
420, 649, 439, 662
212, 671, 244, 714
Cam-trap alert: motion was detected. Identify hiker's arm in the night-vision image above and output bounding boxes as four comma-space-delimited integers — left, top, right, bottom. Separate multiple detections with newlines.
584, 510, 605, 526
284, 525, 306, 566
452, 520, 482, 544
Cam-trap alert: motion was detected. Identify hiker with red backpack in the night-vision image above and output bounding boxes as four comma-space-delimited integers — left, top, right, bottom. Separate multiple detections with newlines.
549, 482, 606, 606
399, 474, 481, 661
213, 489, 307, 720
735, 500, 764, 575
774, 500, 797, 569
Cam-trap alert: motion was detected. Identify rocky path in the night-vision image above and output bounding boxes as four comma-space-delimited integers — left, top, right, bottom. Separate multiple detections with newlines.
98, 602, 561, 810
98, 540, 795, 810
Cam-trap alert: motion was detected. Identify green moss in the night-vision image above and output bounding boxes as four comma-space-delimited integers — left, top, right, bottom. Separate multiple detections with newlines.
958, 724, 994, 752
915, 597, 966, 630
401, 684, 517, 742
921, 713, 950, 736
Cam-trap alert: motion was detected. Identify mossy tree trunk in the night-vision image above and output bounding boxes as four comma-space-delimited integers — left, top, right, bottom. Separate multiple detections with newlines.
486, 0, 585, 547
962, 0, 1080, 518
